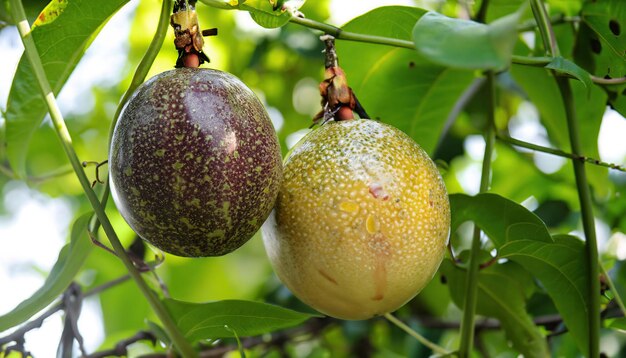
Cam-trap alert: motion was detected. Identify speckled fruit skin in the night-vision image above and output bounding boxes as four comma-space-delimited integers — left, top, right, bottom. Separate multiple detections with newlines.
110, 68, 282, 257
262, 119, 450, 320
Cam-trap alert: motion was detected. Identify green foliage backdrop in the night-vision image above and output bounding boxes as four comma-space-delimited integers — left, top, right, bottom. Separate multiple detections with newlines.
1, 0, 625, 356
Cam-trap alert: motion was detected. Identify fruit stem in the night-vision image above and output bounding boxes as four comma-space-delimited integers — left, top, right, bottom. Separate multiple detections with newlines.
458, 71, 496, 358
384, 313, 451, 355
10, 0, 197, 357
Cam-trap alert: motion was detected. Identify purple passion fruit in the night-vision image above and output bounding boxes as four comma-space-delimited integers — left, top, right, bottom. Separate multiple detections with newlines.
110, 68, 282, 257
262, 119, 450, 320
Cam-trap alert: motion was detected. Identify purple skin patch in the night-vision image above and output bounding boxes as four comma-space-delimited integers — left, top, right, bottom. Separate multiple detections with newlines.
110, 68, 282, 257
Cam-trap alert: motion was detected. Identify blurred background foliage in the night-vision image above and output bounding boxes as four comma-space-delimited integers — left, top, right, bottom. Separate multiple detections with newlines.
1, 0, 626, 356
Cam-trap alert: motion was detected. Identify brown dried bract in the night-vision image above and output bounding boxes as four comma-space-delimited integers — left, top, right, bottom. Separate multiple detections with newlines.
170, 8, 210, 68
314, 36, 369, 124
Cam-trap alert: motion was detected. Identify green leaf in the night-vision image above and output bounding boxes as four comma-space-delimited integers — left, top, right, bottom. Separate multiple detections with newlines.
581, 0, 626, 75
441, 260, 549, 357
547, 0, 582, 17
499, 235, 589, 354
450, 193, 552, 248
607, 317, 626, 331
577, 0, 626, 118
247, 9, 289, 28
484, 0, 527, 23
163, 298, 317, 342
412, 10, 521, 70
238, 0, 306, 29
450, 194, 590, 354
0, 212, 93, 332
0, 0, 48, 24
337, 6, 474, 155
242, 0, 291, 29
611, 89, 626, 118
5, 0, 129, 178
545, 57, 592, 89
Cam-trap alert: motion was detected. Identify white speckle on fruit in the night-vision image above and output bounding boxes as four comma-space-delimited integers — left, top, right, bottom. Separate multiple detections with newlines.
262, 119, 450, 320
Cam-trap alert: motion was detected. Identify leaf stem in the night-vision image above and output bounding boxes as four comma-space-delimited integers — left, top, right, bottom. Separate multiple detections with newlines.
496, 134, 626, 172
556, 76, 600, 358
384, 313, 450, 355
458, 71, 496, 358
9, 0, 195, 356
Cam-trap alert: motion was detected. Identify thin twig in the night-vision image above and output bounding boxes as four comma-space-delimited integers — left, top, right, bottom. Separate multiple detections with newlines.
289, 16, 415, 49
199, 317, 332, 358
497, 134, 626, 172
517, 15, 580, 32
85, 331, 157, 358
384, 313, 451, 355
0, 163, 74, 184
87, 317, 334, 358
589, 75, 626, 85
0, 276, 132, 351
0, 303, 63, 348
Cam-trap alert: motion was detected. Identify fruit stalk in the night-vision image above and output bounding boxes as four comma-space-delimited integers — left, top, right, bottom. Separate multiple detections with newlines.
9, 0, 196, 356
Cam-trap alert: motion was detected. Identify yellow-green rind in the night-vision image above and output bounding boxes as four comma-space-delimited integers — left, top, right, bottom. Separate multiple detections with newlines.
262, 119, 450, 320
